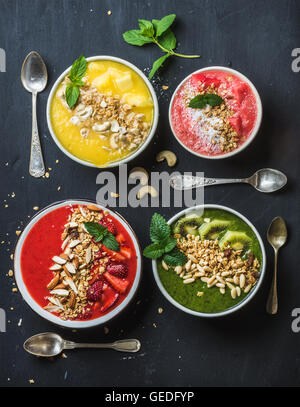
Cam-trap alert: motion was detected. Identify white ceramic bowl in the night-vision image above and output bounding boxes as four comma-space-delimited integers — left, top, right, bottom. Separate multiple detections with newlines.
169, 66, 263, 159
152, 204, 266, 317
14, 200, 142, 329
46, 56, 159, 168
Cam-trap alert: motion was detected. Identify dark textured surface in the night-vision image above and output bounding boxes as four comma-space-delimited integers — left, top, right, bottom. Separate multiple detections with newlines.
0, 0, 299, 387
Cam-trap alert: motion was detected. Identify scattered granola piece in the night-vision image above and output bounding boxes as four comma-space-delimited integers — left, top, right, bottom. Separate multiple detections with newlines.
45, 172, 50, 178
18, 318, 22, 326
8, 270, 13, 277
33, 206, 39, 211
162, 85, 169, 90
62, 353, 68, 359
12, 288, 18, 292
107, 10, 112, 15
28, 379, 35, 384
158, 307, 163, 314
110, 192, 119, 198
16, 230, 21, 236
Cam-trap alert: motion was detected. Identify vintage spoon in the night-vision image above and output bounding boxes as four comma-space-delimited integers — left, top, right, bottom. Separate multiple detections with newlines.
24, 332, 141, 357
266, 217, 287, 314
21, 51, 47, 178
170, 168, 287, 193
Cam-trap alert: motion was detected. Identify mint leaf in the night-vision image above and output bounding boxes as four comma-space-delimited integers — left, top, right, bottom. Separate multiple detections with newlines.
149, 53, 170, 79
158, 28, 176, 51
150, 213, 171, 242
123, 30, 154, 46
66, 84, 80, 109
138, 19, 155, 37
102, 233, 120, 252
143, 242, 165, 259
163, 237, 177, 253
155, 14, 176, 37
69, 55, 87, 82
163, 248, 187, 266
84, 222, 107, 242
189, 94, 224, 109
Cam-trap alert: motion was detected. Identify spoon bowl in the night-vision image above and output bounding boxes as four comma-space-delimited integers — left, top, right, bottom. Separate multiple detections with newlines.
267, 216, 288, 249
24, 332, 63, 357
247, 168, 287, 193
21, 51, 48, 93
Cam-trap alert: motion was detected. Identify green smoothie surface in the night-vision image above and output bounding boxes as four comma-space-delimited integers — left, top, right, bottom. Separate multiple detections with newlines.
157, 208, 262, 314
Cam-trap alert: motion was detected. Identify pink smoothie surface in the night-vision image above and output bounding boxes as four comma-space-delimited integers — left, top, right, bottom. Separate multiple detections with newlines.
170, 70, 258, 156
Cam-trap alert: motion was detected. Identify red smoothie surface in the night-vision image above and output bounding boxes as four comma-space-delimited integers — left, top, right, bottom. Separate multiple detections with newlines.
171, 70, 258, 156
20, 205, 137, 321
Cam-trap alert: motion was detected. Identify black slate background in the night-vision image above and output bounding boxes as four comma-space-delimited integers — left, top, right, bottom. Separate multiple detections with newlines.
0, 0, 299, 387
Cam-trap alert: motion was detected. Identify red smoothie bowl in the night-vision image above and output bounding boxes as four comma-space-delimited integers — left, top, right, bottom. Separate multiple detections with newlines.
14, 200, 142, 329
169, 67, 262, 159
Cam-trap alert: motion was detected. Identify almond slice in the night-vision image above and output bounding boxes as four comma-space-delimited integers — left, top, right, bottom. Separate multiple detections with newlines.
73, 257, 79, 270
43, 304, 61, 312
47, 273, 60, 290
59, 253, 70, 260
85, 247, 92, 264
87, 204, 101, 211
69, 240, 81, 248
65, 278, 78, 295
49, 264, 62, 271
48, 297, 64, 310
52, 255, 67, 265
50, 289, 69, 296
61, 236, 70, 250
67, 291, 76, 309
79, 206, 88, 218
64, 262, 76, 275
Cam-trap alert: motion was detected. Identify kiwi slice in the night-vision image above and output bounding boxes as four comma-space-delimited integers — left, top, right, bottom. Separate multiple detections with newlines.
219, 230, 252, 252
173, 213, 203, 236
198, 219, 230, 241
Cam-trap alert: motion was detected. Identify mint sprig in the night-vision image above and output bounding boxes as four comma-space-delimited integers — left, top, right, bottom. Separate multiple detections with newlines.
143, 213, 187, 266
66, 55, 87, 108
123, 14, 200, 79
189, 94, 224, 109
84, 222, 120, 252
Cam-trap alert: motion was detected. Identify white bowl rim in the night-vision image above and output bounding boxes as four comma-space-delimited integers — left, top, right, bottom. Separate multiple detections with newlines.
152, 204, 266, 318
46, 55, 159, 168
14, 199, 142, 329
168, 66, 263, 160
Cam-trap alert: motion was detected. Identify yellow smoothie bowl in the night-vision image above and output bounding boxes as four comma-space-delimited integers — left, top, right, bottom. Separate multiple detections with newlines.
47, 56, 159, 168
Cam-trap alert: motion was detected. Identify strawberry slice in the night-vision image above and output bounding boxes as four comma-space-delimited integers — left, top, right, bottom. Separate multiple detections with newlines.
191, 73, 221, 90
120, 246, 132, 260
104, 247, 126, 262
229, 116, 242, 135
104, 272, 129, 294
100, 283, 119, 312
116, 233, 126, 244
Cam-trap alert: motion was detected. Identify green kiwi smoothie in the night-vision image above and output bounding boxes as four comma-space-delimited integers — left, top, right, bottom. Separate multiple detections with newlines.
157, 208, 262, 314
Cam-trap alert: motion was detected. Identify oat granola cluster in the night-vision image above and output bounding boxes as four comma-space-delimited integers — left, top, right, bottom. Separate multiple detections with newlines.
164, 234, 260, 299
58, 78, 151, 154
44, 205, 111, 320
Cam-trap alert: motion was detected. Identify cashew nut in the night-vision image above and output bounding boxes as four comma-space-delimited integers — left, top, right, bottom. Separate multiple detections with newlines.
129, 167, 149, 186
137, 185, 158, 199
156, 150, 177, 167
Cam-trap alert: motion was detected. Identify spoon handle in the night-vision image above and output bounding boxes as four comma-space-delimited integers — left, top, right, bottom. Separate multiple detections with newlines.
266, 249, 278, 314
29, 92, 45, 178
170, 175, 246, 190
64, 339, 141, 353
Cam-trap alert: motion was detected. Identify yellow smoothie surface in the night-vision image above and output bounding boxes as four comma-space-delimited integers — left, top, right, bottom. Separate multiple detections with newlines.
50, 60, 154, 167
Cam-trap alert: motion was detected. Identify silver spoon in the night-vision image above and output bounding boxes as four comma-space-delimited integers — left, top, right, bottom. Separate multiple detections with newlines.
21, 51, 47, 178
24, 332, 141, 357
170, 168, 287, 193
266, 217, 287, 314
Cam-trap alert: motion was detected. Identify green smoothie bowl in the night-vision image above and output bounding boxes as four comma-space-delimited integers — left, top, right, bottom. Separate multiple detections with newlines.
152, 205, 266, 317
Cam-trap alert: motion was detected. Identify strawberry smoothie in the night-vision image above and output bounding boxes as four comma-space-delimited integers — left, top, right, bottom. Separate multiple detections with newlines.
170, 69, 260, 157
